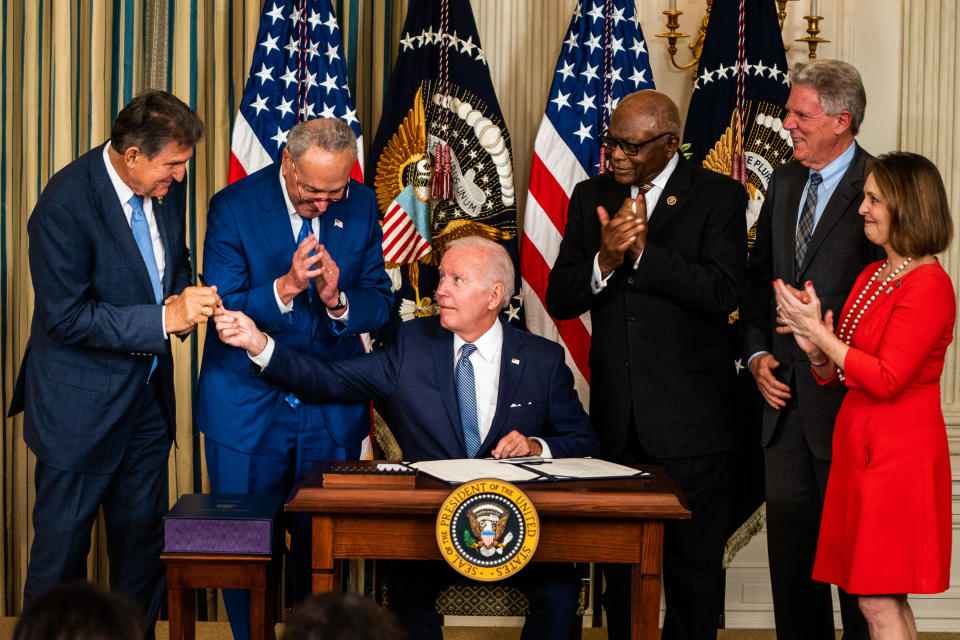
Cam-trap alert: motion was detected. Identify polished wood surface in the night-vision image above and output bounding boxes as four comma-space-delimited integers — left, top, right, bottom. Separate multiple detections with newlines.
287, 462, 689, 640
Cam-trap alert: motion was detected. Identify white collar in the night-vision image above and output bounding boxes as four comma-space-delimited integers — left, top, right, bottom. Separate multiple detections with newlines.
650, 152, 679, 190
453, 319, 503, 362
102, 142, 136, 205
279, 167, 297, 216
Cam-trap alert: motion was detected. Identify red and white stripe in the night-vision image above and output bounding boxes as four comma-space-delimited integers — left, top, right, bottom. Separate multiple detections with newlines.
382, 201, 431, 264
227, 111, 366, 185
520, 117, 592, 406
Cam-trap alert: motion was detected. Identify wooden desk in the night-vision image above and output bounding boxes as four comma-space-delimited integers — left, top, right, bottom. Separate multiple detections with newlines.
286, 463, 689, 640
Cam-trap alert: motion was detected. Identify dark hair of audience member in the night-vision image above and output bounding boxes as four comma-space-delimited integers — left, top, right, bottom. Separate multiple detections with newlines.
13, 582, 142, 640
281, 592, 406, 640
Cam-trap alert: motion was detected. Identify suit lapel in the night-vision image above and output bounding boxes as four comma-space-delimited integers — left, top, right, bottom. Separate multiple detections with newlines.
90, 148, 159, 302
797, 145, 866, 278
647, 157, 692, 240
258, 168, 298, 255
433, 327, 467, 457
151, 195, 176, 297
481, 322, 524, 452
318, 195, 349, 258
776, 163, 807, 281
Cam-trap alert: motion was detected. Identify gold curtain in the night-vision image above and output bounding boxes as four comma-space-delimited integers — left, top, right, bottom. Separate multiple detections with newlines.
0, 0, 148, 615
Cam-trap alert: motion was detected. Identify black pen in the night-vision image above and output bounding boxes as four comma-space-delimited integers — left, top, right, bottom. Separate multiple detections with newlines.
197, 272, 207, 286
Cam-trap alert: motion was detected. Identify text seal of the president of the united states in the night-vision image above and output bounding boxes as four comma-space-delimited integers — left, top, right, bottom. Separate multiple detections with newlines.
436, 479, 539, 581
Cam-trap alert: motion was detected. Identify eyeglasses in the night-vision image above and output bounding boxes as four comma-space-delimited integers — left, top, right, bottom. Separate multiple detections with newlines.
290, 158, 350, 204
601, 131, 672, 157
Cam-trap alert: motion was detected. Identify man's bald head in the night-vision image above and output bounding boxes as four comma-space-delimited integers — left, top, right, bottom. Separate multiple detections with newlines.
604, 90, 681, 186
613, 90, 682, 136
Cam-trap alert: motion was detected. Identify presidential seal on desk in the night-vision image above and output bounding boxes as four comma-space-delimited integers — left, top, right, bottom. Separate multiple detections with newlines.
436, 479, 539, 581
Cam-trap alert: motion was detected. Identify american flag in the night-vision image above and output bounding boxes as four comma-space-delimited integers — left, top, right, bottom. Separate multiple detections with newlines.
228, 0, 363, 184
520, 0, 655, 402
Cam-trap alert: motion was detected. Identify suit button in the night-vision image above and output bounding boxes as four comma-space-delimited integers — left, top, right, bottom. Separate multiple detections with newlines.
624, 357, 630, 367
626, 316, 636, 324
627, 277, 635, 285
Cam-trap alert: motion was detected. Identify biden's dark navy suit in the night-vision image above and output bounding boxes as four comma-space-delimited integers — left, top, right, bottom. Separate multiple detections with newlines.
9, 143, 192, 635
195, 162, 391, 637
259, 315, 599, 639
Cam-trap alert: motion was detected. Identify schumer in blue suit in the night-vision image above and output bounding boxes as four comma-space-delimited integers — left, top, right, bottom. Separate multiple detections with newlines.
196, 146, 391, 638
8, 92, 211, 639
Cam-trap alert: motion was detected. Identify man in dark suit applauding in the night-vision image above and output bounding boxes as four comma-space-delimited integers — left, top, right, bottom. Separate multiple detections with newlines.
8, 91, 217, 637
546, 89, 747, 640
214, 236, 599, 640
739, 60, 879, 640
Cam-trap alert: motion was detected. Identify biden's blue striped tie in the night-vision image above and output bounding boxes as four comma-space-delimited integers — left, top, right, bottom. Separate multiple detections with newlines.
456, 343, 481, 458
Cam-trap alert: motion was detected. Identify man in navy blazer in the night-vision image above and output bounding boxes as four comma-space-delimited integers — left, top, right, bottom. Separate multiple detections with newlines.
195, 118, 392, 638
214, 236, 598, 640
8, 91, 217, 637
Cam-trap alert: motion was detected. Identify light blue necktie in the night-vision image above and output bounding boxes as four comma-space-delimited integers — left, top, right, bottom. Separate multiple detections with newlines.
285, 216, 316, 410
129, 194, 161, 381
794, 170, 823, 278
456, 343, 481, 458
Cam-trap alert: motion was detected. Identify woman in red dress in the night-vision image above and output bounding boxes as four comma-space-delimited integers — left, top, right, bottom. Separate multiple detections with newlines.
773, 152, 954, 639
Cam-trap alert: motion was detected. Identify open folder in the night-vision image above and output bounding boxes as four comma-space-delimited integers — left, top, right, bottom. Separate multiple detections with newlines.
407, 457, 651, 485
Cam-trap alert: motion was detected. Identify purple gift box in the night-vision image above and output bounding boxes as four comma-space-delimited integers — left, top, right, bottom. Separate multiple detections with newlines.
163, 494, 283, 555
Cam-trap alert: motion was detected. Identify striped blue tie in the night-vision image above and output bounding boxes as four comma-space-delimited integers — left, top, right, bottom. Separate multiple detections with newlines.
456, 343, 481, 458
795, 171, 823, 277
129, 195, 160, 381
284, 216, 315, 410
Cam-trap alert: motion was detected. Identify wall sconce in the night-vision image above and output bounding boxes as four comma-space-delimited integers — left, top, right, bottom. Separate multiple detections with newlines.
657, 0, 830, 78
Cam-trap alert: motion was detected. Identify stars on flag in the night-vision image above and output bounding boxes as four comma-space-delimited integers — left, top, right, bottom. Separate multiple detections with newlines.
397, 28, 488, 65
694, 60, 791, 91
236, 1, 360, 154
541, 0, 655, 163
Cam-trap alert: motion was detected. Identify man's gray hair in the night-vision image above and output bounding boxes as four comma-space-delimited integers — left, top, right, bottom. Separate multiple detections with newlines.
286, 118, 358, 161
446, 236, 515, 309
790, 59, 866, 135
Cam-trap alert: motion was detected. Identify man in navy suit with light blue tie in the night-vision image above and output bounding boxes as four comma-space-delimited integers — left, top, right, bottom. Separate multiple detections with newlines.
213, 236, 599, 640
9, 91, 217, 638
196, 117, 392, 639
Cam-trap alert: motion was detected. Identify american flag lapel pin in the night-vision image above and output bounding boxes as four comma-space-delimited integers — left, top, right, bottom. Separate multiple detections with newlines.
511, 358, 520, 365
334, 218, 343, 228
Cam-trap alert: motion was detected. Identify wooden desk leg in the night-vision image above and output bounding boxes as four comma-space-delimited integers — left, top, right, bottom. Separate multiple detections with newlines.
312, 515, 336, 593
631, 563, 662, 640
167, 586, 196, 640
633, 521, 665, 640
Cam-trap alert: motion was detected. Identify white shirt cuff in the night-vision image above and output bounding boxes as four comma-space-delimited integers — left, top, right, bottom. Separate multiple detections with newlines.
531, 437, 553, 459
249, 335, 276, 369
161, 305, 169, 340
327, 296, 349, 324
747, 351, 769, 368
591, 253, 614, 293
274, 279, 294, 314
632, 251, 643, 269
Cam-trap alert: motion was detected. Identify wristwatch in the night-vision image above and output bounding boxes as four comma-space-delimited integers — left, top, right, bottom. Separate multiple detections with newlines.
328, 290, 347, 311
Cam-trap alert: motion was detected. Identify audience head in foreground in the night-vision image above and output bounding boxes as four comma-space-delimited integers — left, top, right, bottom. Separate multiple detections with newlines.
281, 592, 406, 640
13, 582, 142, 640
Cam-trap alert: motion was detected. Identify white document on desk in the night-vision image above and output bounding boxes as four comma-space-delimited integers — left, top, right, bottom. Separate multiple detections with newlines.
408, 457, 647, 484
409, 459, 541, 483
